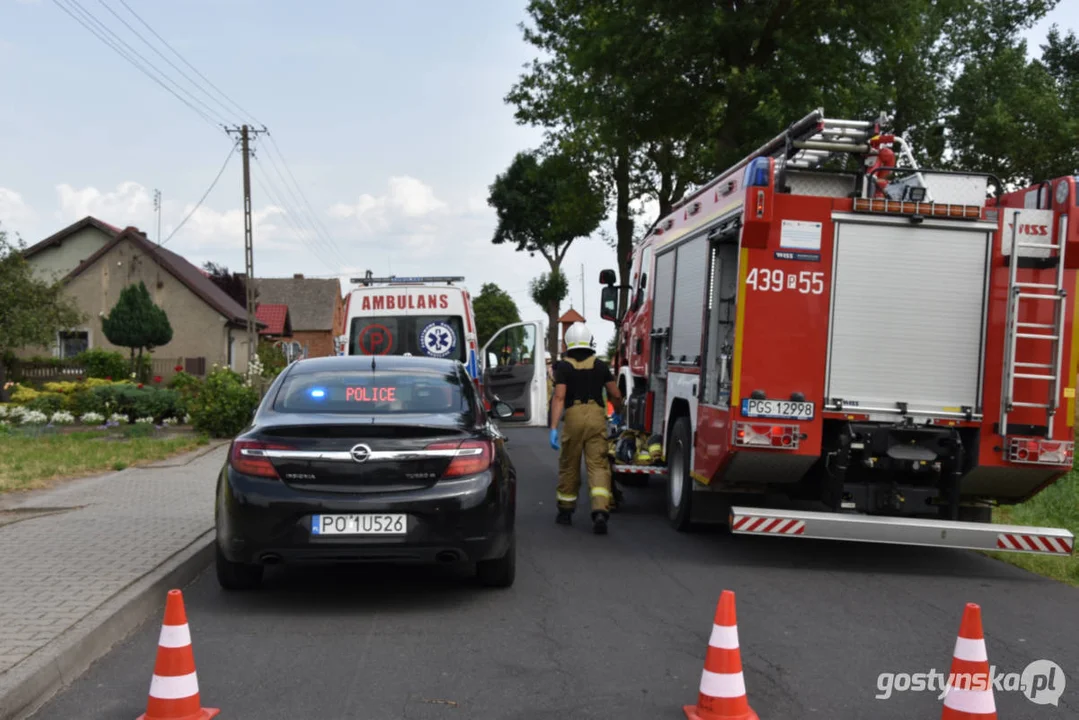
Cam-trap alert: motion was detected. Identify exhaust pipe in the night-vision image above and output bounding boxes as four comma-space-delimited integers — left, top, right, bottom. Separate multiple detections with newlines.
260, 553, 283, 565
435, 550, 461, 564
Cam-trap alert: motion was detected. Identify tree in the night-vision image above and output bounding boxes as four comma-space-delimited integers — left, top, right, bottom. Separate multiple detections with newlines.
507, 0, 1057, 316
472, 282, 522, 348
529, 270, 569, 351
101, 281, 173, 379
203, 261, 248, 309
488, 149, 605, 355
0, 224, 84, 400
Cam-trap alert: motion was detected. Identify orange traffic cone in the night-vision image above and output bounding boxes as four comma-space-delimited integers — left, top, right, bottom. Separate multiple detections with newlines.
684, 590, 759, 720
941, 603, 997, 719
137, 590, 220, 720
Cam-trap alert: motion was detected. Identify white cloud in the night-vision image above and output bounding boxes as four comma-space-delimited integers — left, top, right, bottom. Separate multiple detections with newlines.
0, 187, 36, 230
329, 176, 449, 234
56, 181, 153, 224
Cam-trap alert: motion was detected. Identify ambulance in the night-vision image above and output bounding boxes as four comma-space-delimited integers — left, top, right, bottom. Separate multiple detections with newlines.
339, 273, 549, 427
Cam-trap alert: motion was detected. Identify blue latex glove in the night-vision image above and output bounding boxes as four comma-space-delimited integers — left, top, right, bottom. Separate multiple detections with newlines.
549, 428, 560, 450
610, 413, 624, 427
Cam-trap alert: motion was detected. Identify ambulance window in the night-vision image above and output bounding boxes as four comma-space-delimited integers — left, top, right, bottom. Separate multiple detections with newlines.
349, 315, 466, 362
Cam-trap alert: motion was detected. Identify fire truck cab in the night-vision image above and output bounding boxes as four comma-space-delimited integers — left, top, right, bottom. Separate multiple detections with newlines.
599, 109, 1076, 557
341, 273, 549, 427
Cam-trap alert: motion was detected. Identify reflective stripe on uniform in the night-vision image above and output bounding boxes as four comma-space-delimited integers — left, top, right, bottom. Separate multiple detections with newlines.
557, 493, 578, 503
590, 487, 612, 499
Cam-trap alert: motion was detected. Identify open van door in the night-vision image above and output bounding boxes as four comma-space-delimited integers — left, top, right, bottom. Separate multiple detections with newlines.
481, 320, 548, 427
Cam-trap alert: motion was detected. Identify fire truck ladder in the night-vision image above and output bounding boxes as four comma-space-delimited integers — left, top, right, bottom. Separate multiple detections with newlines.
777, 113, 880, 170
1000, 209, 1068, 438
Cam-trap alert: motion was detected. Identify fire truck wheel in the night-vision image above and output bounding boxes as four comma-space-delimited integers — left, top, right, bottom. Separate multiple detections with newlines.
666, 416, 694, 532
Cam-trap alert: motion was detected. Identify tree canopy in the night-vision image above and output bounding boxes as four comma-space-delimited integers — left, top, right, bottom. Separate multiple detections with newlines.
506, 0, 1073, 314
0, 224, 84, 397
488, 148, 605, 355
473, 282, 522, 348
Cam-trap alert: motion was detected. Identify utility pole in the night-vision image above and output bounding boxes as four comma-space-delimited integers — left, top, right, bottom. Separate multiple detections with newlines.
153, 189, 161, 245
224, 124, 266, 369
580, 263, 585, 319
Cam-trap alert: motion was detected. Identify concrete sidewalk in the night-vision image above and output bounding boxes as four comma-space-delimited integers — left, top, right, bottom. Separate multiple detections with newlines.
0, 442, 228, 720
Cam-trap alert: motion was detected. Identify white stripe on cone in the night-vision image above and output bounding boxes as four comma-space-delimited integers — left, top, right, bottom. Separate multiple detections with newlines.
943, 686, 997, 714
149, 671, 200, 700
952, 637, 988, 662
158, 623, 192, 649
699, 669, 747, 699
708, 624, 740, 650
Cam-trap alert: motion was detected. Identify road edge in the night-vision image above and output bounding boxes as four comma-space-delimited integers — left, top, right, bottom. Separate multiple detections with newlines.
0, 529, 215, 720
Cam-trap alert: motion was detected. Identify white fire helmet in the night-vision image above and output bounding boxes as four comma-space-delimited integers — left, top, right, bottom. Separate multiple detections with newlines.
564, 322, 596, 352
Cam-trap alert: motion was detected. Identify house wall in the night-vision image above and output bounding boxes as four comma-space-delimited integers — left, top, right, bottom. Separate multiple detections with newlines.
26, 226, 113, 282
15, 238, 253, 370
290, 330, 334, 358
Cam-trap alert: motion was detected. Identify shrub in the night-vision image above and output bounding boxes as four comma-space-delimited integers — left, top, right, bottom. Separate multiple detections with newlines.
80, 411, 104, 425
85, 383, 186, 423
169, 371, 202, 400
24, 393, 65, 416
9, 384, 39, 404
74, 349, 129, 380
188, 367, 258, 438
50, 410, 75, 425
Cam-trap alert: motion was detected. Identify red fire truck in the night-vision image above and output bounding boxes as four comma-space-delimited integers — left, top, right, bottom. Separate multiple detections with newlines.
597, 108, 1076, 557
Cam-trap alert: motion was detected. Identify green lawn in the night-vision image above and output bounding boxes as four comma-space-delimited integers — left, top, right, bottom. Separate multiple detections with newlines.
990, 469, 1079, 586
0, 428, 209, 493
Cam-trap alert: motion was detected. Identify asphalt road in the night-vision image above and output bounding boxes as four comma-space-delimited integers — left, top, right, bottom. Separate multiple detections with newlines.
31, 428, 1078, 719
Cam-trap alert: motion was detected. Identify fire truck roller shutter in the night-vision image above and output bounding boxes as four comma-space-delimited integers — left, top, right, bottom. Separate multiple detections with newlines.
825, 219, 992, 413
668, 233, 710, 364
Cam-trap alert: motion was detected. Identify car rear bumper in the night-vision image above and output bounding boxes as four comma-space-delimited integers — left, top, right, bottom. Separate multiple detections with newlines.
216, 467, 514, 566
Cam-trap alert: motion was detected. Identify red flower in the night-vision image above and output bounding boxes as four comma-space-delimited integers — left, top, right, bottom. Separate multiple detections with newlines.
137, 383, 144, 389
153, 375, 162, 383
174, 365, 183, 372
105, 376, 112, 381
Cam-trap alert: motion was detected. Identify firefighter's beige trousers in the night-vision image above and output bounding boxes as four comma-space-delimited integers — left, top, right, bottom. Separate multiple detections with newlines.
556, 401, 612, 513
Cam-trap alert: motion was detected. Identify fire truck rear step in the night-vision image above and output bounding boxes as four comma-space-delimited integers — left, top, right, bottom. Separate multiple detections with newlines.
729, 506, 1074, 556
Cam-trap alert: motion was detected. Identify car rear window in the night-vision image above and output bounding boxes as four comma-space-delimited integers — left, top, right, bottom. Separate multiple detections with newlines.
348, 316, 467, 363
272, 369, 470, 415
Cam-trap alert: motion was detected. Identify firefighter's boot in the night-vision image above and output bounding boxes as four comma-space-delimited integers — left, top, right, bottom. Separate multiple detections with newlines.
556, 508, 573, 526
592, 511, 609, 535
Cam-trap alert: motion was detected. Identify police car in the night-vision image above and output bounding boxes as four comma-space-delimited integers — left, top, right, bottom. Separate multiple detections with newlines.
339, 274, 548, 427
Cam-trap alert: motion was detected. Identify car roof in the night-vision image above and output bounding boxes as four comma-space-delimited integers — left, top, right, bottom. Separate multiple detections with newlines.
285, 354, 463, 375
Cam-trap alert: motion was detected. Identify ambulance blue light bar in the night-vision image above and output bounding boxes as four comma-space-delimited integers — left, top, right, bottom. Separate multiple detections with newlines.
350, 276, 464, 285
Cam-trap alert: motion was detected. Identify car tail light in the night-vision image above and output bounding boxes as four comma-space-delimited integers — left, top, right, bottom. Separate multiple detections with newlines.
733, 422, 800, 449
1007, 437, 1074, 465
229, 440, 294, 478
426, 439, 493, 477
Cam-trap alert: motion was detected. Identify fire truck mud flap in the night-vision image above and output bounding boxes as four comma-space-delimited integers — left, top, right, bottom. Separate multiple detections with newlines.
729, 506, 1074, 556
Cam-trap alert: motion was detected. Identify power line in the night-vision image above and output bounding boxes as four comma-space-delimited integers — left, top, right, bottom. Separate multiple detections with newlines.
114, 0, 262, 125
251, 157, 342, 271
262, 135, 346, 259
256, 141, 348, 265
51, 0, 228, 130
161, 140, 238, 246
95, 0, 237, 124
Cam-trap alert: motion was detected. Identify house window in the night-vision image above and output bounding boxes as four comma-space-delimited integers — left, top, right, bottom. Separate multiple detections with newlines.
58, 330, 89, 359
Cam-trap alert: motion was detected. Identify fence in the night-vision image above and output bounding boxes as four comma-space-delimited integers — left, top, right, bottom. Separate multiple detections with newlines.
18, 357, 207, 385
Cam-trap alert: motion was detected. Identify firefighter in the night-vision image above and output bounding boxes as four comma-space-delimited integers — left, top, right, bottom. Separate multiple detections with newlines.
548, 322, 624, 534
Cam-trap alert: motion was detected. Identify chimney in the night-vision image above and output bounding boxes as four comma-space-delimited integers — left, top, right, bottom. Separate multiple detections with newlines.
293, 273, 304, 279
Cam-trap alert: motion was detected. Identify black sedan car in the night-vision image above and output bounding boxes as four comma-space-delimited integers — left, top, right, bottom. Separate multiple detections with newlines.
214, 354, 517, 590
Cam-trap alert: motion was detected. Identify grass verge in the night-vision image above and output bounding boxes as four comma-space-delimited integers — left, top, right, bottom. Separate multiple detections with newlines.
0, 427, 210, 493
989, 469, 1079, 587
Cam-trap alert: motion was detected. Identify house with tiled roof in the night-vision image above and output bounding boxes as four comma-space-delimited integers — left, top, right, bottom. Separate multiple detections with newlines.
254, 274, 344, 358
17, 216, 264, 373
255, 303, 292, 338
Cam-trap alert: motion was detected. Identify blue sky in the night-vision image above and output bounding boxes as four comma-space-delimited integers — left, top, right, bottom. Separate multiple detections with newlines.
1, 0, 1077, 356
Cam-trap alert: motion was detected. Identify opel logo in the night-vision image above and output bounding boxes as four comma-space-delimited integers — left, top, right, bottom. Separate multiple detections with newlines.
349, 443, 372, 463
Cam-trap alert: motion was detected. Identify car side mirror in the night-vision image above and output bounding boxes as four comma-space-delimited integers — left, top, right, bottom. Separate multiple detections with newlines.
600, 285, 624, 323
492, 401, 514, 419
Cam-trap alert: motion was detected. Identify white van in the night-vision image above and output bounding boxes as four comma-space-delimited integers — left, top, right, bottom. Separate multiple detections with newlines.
339, 274, 548, 427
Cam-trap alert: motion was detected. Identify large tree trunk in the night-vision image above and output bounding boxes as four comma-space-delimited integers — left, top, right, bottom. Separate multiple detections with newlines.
0, 359, 7, 403
546, 298, 560, 359
615, 144, 633, 321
